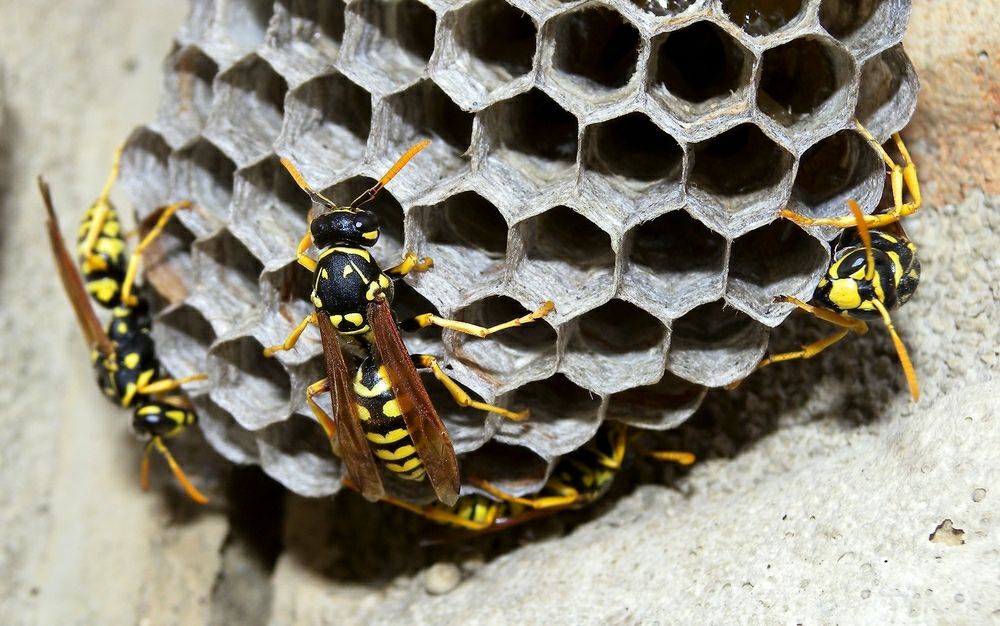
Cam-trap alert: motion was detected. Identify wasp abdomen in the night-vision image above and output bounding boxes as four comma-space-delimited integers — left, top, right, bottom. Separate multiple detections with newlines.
353, 356, 425, 481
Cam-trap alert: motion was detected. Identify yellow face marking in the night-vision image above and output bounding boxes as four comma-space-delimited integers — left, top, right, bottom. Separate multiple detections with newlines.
123, 353, 141, 369
365, 428, 409, 444
374, 445, 417, 461
342, 265, 354, 277
828, 279, 862, 310
345, 313, 364, 327
362, 230, 378, 240
382, 399, 403, 418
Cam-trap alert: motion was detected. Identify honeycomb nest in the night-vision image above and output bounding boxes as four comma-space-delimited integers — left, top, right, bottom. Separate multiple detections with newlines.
119, 0, 918, 499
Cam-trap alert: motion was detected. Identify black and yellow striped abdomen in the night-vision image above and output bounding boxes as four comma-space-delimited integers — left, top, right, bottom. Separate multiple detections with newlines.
76, 202, 128, 308
353, 355, 426, 482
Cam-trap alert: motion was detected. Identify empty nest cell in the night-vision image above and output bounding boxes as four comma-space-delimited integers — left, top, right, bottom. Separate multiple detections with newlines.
448, 295, 558, 393
259, 262, 318, 366
462, 441, 551, 497
447, 0, 537, 90
121, 127, 173, 213
206, 55, 288, 166
666, 300, 768, 386
727, 220, 828, 324
606, 371, 706, 430
788, 129, 884, 226
158, 45, 218, 147
209, 335, 293, 430
629, 0, 699, 16
169, 137, 236, 234
257, 414, 340, 497
722, 0, 804, 37
562, 299, 668, 395
855, 45, 917, 140
154, 303, 218, 381
819, 0, 909, 58
341, 0, 436, 93
649, 21, 753, 121
217, 0, 274, 53
622, 210, 727, 319
496, 374, 603, 459
230, 155, 311, 262
372, 79, 474, 186
190, 228, 264, 334
548, 4, 641, 99
510, 205, 616, 320
279, 72, 372, 181
140, 208, 198, 306
270, 0, 345, 60
757, 36, 853, 129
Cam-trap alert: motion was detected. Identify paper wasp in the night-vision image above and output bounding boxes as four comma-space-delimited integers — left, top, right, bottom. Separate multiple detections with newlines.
41, 173, 209, 503
369, 423, 694, 535
264, 141, 554, 506
760, 121, 922, 400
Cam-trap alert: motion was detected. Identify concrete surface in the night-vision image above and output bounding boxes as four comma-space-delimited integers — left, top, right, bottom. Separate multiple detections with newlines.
0, 1, 998, 624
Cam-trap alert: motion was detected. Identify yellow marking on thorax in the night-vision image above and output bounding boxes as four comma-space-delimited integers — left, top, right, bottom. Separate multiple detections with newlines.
136, 405, 161, 416
378, 274, 390, 289
342, 265, 354, 277
365, 281, 381, 301
319, 247, 372, 262
320, 268, 329, 280
366, 428, 409, 444
311, 293, 323, 308
166, 409, 192, 425
374, 445, 417, 461
123, 353, 141, 369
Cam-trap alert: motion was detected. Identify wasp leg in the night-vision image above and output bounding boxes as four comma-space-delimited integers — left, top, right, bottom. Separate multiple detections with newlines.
140, 436, 209, 504
305, 377, 338, 442
296, 230, 317, 272
137, 373, 208, 395
362, 489, 499, 531
412, 354, 529, 421
78, 144, 124, 263
264, 312, 318, 357
119, 200, 192, 306
401, 301, 554, 338
781, 121, 921, 230
470, 478, 581, 510
386, 252, 433, 277
757, 296, 869, 369
638, 449, 697, 465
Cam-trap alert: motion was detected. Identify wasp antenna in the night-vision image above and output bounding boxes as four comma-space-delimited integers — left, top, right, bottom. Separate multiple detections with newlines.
280, 158, 336, 207
847, 199, 876, 282
871, 299, 920, 401
150, 437, 210, 504
350, 139, 431, 208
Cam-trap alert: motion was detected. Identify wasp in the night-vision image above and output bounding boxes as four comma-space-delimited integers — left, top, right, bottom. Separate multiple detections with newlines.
41, 175, 209, 503
759, 121, 922, 400
265, 141, 554, 506
370, 423, 694, 535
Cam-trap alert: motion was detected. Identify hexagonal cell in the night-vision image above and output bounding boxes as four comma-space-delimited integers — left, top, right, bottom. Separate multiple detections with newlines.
168, 137, 236, 236
156, 45, 218, 147
621, 210, 728, 319
687, 123, 794, 235
855, 44, 917, 141
230, 155, 309, 263
154, 303, 217, 382
277, 73, 372, 184
447, 295, 558, 393
140, 209, 198, 305
547, 5, 641, 101
819, 0, 909, 59
509, 206, 616, 321
217, 0, 274, 53
562, 299, 668, 395
340, 0, 436, 94
209, 335, 292, 430
606, 372, 706, 430
722, 0, 804, 37
666, 300, 769, 387
257, 262, 319, 369
205, 55, 288, 166
478, 89, 579, 203
434, 0, 537, 107
408, 191, 509, 306
313, 176, 405, 268
757, 37, 854, 129
263, 0, 346, 87
391, 280, 445, 355
787, 129, 884, 230
371, 80, 474, 189
580, 112, 684, 229
648, 21, 753, 122
629, 0, 699, 16
461, 441, 551, 497
121, 127, 173, 213
727, 220, 828, 324
190, 228, 264, 334
495, 374, 603, 459
257, 414, 340, 497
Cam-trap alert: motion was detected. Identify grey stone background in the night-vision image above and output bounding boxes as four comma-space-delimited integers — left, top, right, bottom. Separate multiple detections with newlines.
0, 1, 997, 624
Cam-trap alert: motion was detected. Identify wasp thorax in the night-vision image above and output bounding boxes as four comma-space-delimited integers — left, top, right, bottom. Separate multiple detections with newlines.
310, 208, 381, 249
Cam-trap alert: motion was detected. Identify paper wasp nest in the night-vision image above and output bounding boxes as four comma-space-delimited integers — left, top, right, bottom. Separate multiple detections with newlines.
119, 0, 918, 498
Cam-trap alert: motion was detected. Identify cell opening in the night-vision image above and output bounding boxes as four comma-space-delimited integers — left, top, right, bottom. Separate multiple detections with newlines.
652, 22, 750, 104
216, 56, 288, 147
452, 0, 536, 78
571, 299, 665, 356
245, 155, 309, 219
461, 442, 549, 492
196, 229, 264, 303
630, 0, 698, 16
141, 212, 197, 305
551, 6, 641, 90
722, 0, 803, 36
163, 46, 218, 138
317, 176, 404, 265
729, 220, 827, 292
391, 280, 442, 346
607, 372, 706, 428
122, 128, 171, 211
417, 191, 508, 258
459, 296, 558, 354
758, 37, 848, 125
350, 0, 436, 77
482, 89, 579, 174
213, 336, 292, 413
629, 211, 727, 276
173, 138, 236, 221
156, 304, 217, 371
792, 130, 882, 215
855, 46, 912, 129
819, 0, 879, 39
219, 0, 274, 51
583, 113, 683, 186
521, 206, 614, 270
689, 124, 790, 197
286, 73, 372, 165
671, 300, 756, 345
262, 261, 315, 331
275, 0, 346, 51
504, 374, 600, 423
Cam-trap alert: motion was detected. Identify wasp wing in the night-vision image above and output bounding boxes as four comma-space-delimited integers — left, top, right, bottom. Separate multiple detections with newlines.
39, 176, 114, 358
316, 310, 385, 502
368, 297, 460, 506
